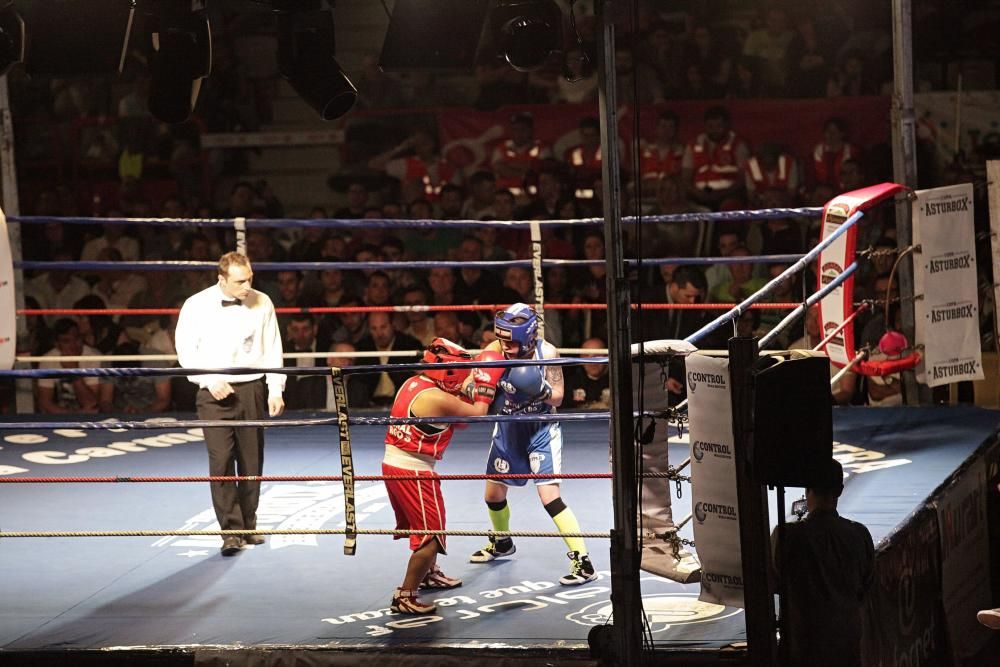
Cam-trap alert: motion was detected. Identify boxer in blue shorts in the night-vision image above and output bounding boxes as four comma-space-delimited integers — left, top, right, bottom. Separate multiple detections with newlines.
468, 303, 597, 585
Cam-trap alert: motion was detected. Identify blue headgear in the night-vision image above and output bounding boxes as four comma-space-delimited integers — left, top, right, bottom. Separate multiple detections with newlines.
494, 303, 538, 358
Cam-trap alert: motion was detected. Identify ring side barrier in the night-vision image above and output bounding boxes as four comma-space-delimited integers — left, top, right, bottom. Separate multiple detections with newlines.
9, 207, 823, 228
15, 254, 807, 272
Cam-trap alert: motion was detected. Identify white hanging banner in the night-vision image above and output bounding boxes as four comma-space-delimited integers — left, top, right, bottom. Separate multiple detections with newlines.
913, 183, 984, 386
0, 207, 15, 370
685, 353, 743, 608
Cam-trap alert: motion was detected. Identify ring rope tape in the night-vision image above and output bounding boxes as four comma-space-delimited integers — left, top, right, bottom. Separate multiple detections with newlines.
529, 220, 545, 338
330, 366, 357, 556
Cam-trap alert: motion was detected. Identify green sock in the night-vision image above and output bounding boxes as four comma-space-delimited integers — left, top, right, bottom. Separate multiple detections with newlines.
551, 507, 587, 556
487, 500, 511, 536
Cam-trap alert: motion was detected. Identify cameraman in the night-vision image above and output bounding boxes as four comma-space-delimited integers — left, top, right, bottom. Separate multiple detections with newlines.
771, 458, 874, 667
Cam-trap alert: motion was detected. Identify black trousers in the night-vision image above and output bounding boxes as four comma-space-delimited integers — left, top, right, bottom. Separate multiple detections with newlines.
196, 379, 266, 531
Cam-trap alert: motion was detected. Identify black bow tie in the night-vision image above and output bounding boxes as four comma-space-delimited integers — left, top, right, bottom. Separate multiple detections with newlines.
221, 299, 243, 307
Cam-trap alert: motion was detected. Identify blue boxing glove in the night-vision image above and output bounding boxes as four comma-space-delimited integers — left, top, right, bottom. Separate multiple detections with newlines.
499, 365, 552, 404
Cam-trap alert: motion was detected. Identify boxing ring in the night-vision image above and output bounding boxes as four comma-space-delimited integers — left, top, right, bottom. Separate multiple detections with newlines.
1, 407, 997, 660
2, 187, 999, 666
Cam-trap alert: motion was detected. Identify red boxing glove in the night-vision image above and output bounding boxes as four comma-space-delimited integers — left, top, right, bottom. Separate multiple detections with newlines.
471, 350, 505, 404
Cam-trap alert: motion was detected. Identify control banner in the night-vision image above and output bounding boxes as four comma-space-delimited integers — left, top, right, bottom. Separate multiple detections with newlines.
685, 353, 743, 608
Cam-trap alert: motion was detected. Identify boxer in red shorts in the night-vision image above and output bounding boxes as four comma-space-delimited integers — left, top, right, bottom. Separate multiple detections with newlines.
384, 337, 503, 615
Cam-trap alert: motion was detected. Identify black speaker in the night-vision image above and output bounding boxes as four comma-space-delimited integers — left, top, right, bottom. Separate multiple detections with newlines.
379, 0, 491, 71
752, 353, 833, 487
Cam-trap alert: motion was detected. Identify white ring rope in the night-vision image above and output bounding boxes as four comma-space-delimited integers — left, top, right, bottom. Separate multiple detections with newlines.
15, 348, 610, 364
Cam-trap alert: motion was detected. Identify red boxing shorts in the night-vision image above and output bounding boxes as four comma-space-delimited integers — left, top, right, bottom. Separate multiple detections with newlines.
382, 462, 447, 553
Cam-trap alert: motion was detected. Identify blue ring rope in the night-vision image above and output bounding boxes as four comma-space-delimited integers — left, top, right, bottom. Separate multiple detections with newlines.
9, 208, 822, 229
16, 253, 807, 273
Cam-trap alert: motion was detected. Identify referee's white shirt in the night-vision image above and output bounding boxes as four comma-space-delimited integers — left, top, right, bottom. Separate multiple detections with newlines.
175, 284, 286, 399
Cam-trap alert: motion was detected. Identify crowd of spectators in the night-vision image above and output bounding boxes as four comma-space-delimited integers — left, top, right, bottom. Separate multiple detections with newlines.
4, 1, 996, 416
16, 94, 945, 415
352, 2, 939, 111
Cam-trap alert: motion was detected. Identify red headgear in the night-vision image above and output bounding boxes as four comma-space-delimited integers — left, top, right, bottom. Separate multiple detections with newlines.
422, 337, 472, 393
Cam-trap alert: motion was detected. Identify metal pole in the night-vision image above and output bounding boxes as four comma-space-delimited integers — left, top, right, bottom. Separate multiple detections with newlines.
596, 0, 643, 663
0, 74, 30, 412
728, 336, 778, 667
890, 0, 926, 404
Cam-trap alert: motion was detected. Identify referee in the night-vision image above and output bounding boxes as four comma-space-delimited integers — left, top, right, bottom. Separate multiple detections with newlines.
176, 252, 285, 556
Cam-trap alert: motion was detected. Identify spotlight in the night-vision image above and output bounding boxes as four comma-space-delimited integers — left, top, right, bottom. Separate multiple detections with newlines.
492, 0, 563, 72
275, 2, 356, 121
0, 2, 24, 77
23, 1, 134, 76
143, 2, 212, 124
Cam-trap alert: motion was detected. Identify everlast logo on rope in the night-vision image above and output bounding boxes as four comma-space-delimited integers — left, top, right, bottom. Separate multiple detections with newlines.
687, 371, 726, 392
694, 501, 738, 523
931, 360, 979, 380
924, 196, 970, 216
692, 440, 733, 461
929, 303, 975, 323
532, 243, 545, 306
334, 379, 356, 530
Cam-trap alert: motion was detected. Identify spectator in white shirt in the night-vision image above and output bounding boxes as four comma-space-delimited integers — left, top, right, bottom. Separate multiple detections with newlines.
175, 252, 286, 556
80, 223, 141, 263
25, 248, 93, 326
36, 319, 101, 414
90, 247, 148, 318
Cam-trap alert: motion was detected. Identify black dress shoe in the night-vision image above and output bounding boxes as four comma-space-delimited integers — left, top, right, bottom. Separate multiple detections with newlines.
221, 536, 243, 556
243, 534, 265, 546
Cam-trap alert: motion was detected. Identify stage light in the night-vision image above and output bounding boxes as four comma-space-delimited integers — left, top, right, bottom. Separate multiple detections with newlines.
378, 0, 490, 72
0, 2, 24, 76
275, 2, 356, 121
143, 2, 212, 124
22, 1, 133, 76
493, 0, 563, 72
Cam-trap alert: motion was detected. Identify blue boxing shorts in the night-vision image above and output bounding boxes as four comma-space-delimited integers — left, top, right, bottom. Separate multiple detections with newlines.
485, 420, 563, 486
